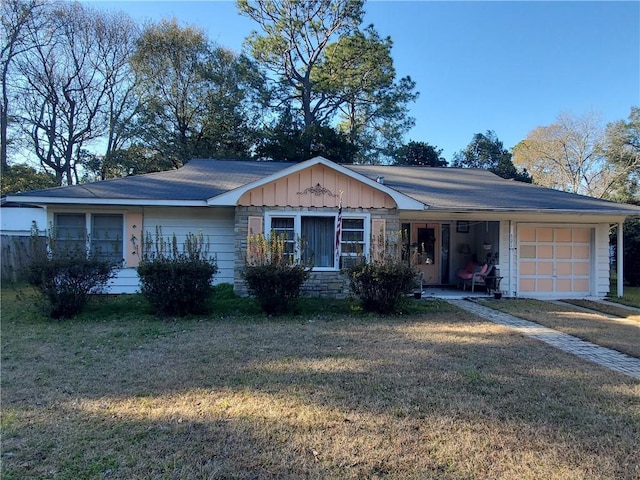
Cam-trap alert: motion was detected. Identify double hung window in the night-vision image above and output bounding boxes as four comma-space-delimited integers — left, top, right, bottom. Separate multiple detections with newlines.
54, 213, 124, 264
271, 217, 296, 262
339, 218, 365, 258
91, 214, 124, 262
55, 213, 86, 256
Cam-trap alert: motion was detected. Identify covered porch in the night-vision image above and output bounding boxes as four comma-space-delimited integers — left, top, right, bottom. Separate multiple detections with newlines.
400, 219, 502, 292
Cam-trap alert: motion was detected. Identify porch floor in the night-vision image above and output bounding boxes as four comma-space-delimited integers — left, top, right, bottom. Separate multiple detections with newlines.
418, 285, 497, 300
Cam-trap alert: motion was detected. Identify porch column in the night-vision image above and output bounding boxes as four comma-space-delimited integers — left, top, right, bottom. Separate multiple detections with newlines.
617, 221, 624, 298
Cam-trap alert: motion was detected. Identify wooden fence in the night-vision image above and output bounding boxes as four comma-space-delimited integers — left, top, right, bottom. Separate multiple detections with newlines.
1, 235, 45, 283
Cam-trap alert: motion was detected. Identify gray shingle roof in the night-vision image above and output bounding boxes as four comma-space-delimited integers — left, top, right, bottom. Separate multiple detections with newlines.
6, 158, 640, 215
8, 159, 295, 201
346, 164, 640, 214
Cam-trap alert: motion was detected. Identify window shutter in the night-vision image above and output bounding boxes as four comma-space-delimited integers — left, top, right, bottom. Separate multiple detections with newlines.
371, 218, 386, 262
247, 216, 263, 236
246, 216, 263, 265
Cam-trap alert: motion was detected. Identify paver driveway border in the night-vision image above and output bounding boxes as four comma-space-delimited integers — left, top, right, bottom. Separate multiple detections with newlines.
447, 299, 640, 380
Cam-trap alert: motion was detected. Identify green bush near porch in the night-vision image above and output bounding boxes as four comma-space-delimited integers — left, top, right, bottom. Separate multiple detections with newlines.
242, 232, 311, 316
345, 259, 418, 314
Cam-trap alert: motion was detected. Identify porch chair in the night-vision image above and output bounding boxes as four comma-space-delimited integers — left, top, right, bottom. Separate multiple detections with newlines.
457, 262, 489, 292
455, 260, 476, 288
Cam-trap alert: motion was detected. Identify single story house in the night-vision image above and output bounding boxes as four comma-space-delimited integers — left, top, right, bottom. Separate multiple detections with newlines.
4, 156, 639, 298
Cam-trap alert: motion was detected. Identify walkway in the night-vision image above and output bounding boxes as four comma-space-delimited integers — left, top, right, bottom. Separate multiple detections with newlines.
447, 299, 640, 380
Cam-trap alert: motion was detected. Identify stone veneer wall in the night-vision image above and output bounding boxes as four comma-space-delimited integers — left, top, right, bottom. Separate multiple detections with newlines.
234, 205, 400, 298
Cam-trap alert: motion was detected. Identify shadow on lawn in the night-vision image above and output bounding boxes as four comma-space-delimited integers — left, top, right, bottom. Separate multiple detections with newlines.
2, 309, 639, 479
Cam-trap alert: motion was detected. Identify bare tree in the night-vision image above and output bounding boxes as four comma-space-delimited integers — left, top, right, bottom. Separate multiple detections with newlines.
512, 112, 625, 199
89, 10, 140, 179
13, 2, 136, 185
0, 0, 45, 169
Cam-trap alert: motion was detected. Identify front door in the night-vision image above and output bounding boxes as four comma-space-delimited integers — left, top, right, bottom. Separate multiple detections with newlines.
413, 223, 439, 284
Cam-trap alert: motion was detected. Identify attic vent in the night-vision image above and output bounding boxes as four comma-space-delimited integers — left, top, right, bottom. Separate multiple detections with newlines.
376, 175, 385, 184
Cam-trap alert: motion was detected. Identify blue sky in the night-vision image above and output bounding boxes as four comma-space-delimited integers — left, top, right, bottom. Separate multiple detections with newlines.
91, 0, 640, 161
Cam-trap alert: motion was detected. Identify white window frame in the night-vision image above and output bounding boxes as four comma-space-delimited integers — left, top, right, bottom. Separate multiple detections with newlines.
52, 212, 126, 265
339, 217, 367, 266
269, 216, 296, 262
264, 212, 370, 271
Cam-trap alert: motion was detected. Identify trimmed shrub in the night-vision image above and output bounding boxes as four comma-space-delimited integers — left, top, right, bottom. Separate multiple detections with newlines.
137, 229, 217, 316
345, 259, 418, 314
25, 223, 117, 319
242, 263, 310, 315
242, 232, 311, 315
29, 256, 116, 319
344, 228, 418, 314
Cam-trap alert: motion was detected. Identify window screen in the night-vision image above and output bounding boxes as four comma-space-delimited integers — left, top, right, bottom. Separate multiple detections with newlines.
55, 213, 86, 256
270, 217, 295, 259
91, 214, 123, 263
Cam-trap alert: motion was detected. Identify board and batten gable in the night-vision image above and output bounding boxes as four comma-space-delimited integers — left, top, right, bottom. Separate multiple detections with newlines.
237, 163, 396, 209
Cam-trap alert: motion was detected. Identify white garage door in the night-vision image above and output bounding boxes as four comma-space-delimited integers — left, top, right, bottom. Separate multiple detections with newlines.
518, 226, 592, 295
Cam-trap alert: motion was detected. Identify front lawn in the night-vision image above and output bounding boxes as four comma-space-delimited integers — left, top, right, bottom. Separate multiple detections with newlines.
1, 288, 639, 479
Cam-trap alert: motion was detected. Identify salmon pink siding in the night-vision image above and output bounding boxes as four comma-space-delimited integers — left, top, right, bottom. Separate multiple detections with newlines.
232, 166, 400, 297
238, 164, 396, 209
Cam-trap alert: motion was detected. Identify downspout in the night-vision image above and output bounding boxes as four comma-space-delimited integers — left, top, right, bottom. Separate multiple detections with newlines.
617, 221, 624, 298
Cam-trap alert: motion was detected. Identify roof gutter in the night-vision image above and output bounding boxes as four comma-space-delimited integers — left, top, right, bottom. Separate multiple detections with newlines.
3, 196, 209, 207
424, 207, 640, 216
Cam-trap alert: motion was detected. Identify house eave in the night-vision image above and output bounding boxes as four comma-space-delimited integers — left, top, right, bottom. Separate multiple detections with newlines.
425, 206, 636, 215
3, 196, 209, 207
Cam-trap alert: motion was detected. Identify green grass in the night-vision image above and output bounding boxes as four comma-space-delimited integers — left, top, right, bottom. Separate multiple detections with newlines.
606, 275, 640, 308
1, 282, 449, 323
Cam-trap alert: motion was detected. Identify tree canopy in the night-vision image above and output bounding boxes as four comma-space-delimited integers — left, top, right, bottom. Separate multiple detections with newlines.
395, 141, 447, 167
2, 0, 636, 194
238, 0, 417, 164
452, 131, 531, 182
131, 18, 267, 168
1, 162, 57, 195
603, 107, 640, 201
